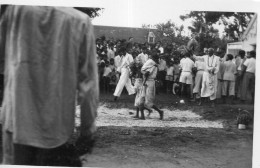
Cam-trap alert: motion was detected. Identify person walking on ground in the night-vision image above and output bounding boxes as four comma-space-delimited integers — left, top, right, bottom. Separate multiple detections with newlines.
0, 5, 98, 165
113, 46, 135, 101
141, 50, 164, 120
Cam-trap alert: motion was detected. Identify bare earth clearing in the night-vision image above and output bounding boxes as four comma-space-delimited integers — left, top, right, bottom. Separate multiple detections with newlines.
82, 93, 254, 168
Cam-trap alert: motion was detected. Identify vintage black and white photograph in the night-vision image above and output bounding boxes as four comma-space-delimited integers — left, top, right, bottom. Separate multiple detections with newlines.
0, 0, 259, 167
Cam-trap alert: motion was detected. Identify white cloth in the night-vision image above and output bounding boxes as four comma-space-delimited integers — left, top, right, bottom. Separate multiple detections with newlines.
243, 58, 256, 74
180, 57, 194, 72
158, 59, 167, 71
223, 61, 237, 81
103, 66, 112, 77
166, 66, 174, 76
194, 55, 220, 100
137, 52, 148, 64
113, 67, 135, 97
159, 47, 164, 54
114, 55, 121, 69
117, 53, 134, 73
194, 60, 205, 71
107, 48, 115, 60
141, 59, 157, 79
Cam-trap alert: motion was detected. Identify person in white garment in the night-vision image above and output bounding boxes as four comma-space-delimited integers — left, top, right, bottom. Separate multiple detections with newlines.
193, 48, 220, 107
136, 46, 149, 64
222, 54, 237, 104
113, 46, 135, 101
179, 52, 195, 98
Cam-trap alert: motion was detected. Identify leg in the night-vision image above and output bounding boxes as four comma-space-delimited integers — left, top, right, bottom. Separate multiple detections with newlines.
139, 106, 145, 120
113, 69, 129, 97
152, 105, 163, 120
133, 107, 139, 118
143, 106, 152, 116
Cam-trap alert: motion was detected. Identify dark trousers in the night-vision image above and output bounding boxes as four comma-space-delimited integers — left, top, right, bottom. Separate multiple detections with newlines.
241, 72, 255, 101
13, 143, 81, 166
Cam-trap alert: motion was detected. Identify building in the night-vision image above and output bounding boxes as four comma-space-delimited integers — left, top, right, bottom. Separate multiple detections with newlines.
93, 25, 157, 43
226, 14, 257, 55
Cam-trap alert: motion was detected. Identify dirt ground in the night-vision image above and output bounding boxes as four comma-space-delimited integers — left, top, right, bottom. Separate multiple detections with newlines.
82, 92, 254, 168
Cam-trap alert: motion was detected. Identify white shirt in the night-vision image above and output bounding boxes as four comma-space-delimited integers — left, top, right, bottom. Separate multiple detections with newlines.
117, 53, 134, 72
137, 52, 148, 64
180, 57, 194, 72
107, 48, 115, 60
103, 66, 112, 77
158, 59, 167, 71
114, 55, 121, 68
159, 47, 164, 54
223, 60, 237, 81
194, 60, 205, 71
243, 58, 256, 74
166, 66, 174, 76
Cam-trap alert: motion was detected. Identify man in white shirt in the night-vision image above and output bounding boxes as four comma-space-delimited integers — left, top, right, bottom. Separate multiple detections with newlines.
240, 50, 256, 103
136, 47, 149, 64
179, 54, 195, 98
113, 47, 135, 100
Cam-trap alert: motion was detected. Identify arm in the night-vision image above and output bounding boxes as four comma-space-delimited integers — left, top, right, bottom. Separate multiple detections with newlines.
77, 18, 99, 137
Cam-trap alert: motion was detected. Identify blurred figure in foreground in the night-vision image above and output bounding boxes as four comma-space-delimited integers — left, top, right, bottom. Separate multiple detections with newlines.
0, 5, 98, 165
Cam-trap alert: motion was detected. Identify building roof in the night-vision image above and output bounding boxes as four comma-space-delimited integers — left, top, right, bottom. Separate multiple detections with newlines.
93, 25, 157, 43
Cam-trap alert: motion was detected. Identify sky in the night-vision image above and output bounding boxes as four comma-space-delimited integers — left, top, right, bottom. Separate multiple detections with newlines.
91, 0, 191, 28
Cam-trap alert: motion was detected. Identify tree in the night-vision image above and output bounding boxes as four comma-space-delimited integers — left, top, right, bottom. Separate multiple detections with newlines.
74, 7, 102, 18
180, 11, 254, 41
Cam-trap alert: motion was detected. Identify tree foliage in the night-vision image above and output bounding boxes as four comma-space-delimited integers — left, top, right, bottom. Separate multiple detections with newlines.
143, 20, 189, 49
74, 7, 102, 18
180, 11, 254, 41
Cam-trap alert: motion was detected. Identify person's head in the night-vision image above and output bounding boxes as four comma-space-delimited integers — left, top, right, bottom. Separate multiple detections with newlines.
227, 54, 234, 61
142, 46, 147, 54
208, 48, 214, 56
150, 50, 159, 63
110, 58, 114, 65
249, 50, 256, 58
119, 47, 127, 56
239, 50, 246, 58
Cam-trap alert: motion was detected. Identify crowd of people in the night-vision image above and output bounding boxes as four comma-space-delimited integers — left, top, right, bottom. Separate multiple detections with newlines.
96, 36, 256, 110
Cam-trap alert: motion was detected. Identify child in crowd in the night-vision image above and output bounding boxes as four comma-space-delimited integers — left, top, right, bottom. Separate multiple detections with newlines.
165, 61, 174, 94
130, 58, 152, 119
222, 54, 237, 104
103, 61, 112, 93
